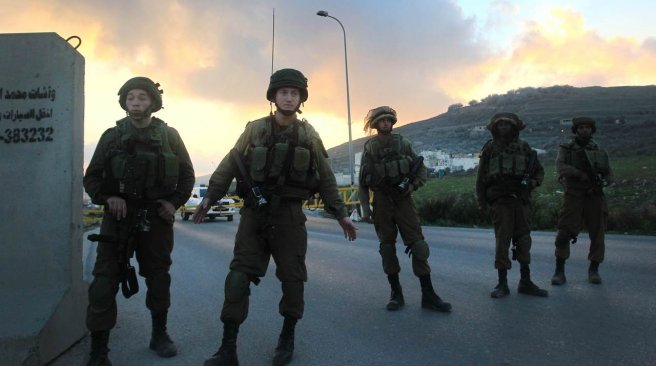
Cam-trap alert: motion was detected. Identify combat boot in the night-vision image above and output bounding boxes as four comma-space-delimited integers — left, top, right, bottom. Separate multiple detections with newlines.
150, 311, 177, 358
490, 269, 510, 298
551, 258, 567, 285
419, 275, 452, 312
588, 261, 602, 284
518, 265, 548, 297
272, 316, 297, 366
87, 330, 111, 366
386, 273, 405, 311
204, 321, 239, 366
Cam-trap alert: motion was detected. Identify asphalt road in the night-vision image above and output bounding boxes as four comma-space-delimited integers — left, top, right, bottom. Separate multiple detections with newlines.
51, 213, 656, 366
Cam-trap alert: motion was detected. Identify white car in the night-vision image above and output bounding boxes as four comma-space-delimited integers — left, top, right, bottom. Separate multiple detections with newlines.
180, 186, 237, 222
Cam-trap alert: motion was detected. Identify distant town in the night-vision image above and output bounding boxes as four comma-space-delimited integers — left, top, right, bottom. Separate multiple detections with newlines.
333, 149, 481, 186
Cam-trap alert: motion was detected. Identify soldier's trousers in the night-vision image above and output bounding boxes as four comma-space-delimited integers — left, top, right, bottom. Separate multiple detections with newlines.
554, 192, 607, 263
373, 193, 431, 277
87, 210, 174, 332
221, 201, 307, 324
489, 198, 532, 270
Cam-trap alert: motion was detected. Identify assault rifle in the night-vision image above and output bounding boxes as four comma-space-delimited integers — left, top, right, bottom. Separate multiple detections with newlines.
397, 156, 425, 194
88, 207, 150, 298
583, 149, 608, 191
229, 148, 268, 208
520, 149, 538, 188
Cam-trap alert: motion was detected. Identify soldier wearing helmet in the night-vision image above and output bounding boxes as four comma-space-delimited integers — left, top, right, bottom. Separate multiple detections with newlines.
551, 116, 612, 286
83, 77, 195, 365
196, 68, 357, 366
476, 112, 548, 299
359, 106, 452, 313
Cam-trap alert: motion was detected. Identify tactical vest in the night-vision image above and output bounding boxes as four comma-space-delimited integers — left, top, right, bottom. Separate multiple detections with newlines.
484, 140, 532, 182
244, 117, 319, 200
363, 134, 413, 187
103, 118, 179, 200
561, 139, 610, 178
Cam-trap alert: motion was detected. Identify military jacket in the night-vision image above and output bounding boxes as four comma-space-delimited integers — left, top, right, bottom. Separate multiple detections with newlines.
359, 133, 426, 191
556, 138, 612, 193
476, 138, 544, 206
206, 116, 348, 219
84, 117, 195, 208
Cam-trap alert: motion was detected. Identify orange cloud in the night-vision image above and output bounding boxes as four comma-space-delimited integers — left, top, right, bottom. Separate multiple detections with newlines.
436, 8, 656, 103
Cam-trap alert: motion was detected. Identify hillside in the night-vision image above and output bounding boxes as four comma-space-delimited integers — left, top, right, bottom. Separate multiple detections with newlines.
327, 85, 656, 173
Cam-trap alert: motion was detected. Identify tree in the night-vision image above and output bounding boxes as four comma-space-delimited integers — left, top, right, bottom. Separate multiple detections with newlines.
448, 103, 463, 112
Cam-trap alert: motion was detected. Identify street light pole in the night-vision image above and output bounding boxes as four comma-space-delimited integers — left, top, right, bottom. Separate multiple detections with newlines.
317, 10, 354, 186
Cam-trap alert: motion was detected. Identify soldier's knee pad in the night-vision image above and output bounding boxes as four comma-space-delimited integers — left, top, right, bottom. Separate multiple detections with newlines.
379, 242, 396, 258
224, 270, 250, 303
555, 230, 571, 246
409, 240, 430, 261
516, 234, 531, 247
281, 281, 304, 305
146, 272, 171, 290
88, 276, 118, 306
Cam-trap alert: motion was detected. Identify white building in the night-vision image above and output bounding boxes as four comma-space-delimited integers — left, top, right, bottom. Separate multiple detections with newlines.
419, 150, 479, 172
335, 149, 481, 185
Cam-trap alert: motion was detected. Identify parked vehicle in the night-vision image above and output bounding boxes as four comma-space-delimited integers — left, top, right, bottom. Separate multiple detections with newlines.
180, 186, 237, 221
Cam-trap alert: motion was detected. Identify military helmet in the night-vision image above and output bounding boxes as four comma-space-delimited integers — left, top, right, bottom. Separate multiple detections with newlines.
266, 68, 308, 103
364, 106, 397, 131
118, 77, 163, 112
571, 116, 596, 134
486, 112, 525, 131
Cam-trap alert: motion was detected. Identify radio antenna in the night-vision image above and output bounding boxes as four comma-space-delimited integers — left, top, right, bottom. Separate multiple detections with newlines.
270, 8, 275, 115
271, 8, 275, 74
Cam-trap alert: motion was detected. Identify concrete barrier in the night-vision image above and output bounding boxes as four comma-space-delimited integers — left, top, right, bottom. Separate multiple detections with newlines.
0, 32, 87, 365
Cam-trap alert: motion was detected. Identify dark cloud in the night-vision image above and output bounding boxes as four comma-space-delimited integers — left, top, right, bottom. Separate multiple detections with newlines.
80, 0, 486, 122
5, 0, 487, 123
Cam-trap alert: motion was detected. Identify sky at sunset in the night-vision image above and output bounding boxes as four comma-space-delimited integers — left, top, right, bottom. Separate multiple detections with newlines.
2, 0, 656, 176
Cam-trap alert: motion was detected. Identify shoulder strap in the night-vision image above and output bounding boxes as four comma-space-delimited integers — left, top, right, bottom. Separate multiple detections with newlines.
154, 118, 173, 153
393, 134, 402, 154
112, 117, 130, 150
481, 139, 493, 153
518, 139, 531, 154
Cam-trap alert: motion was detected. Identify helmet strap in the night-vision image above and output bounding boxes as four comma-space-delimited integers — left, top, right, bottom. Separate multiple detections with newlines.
278, 109, 296, 117
376, 126, 392, 135
127, 109, 151, 121
274, 101, 301, 116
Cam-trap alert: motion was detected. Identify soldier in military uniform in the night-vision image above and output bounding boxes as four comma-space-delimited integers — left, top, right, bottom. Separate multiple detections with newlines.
194, 68, 358, 366
83, 77, 195, 365
551, 117, 612, 285
476, 112, 548, 298
358, 106, 452, 313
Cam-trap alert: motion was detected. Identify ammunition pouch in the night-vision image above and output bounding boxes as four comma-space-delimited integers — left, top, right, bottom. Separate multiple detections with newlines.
289, 146, 311, 183
225, 270, 251, 303
486, 143, 530, 182
103, 119, 179, 200
246, 142, 316, 198
405, 240, 430, 261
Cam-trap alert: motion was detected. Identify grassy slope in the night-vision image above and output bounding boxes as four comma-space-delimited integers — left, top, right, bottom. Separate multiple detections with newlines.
412, 154, 656, 234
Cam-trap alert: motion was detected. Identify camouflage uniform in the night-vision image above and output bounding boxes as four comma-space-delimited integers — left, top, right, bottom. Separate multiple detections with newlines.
359, 106, 451, 312
84, 77, 194, 365
551, 117, 612, 285
203, 69, 353, 366
476, 112, 548, 298
204, 115, 348, 323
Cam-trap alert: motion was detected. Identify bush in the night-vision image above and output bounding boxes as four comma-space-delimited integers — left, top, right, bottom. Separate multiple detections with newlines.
417, 194, 456, 225
607, 204, 656, 234
531, 193, 560, 230
416, 192, 487, 227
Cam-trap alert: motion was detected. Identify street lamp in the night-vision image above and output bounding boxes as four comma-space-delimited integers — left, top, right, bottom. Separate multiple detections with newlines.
317, 10, 354, 187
